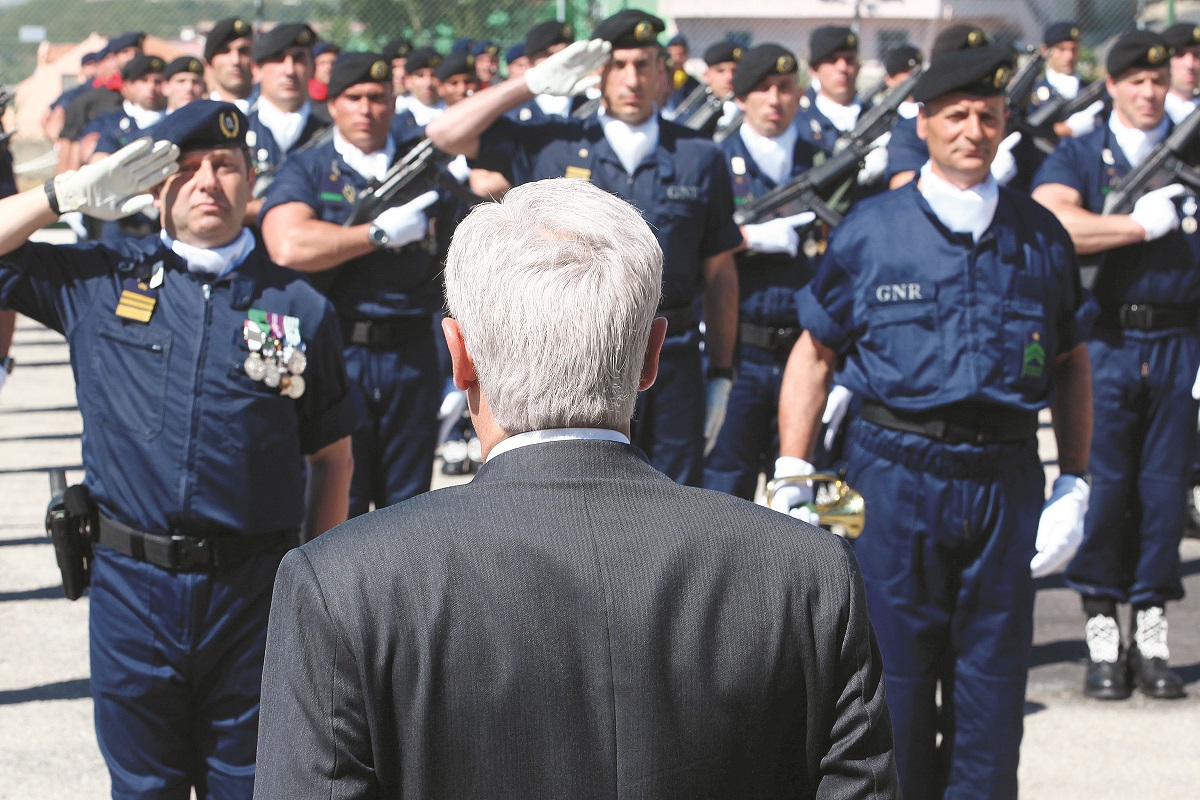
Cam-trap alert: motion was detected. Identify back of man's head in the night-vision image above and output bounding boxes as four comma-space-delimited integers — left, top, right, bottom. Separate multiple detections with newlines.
444, 179, 663, 434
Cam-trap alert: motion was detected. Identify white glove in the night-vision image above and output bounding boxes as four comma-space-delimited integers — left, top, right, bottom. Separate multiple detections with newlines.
446, 154, 471, 183
856, 133, 891, 185
52, 137, 179, 221
821, 385, 854, 451
371, 190, 439, 249
1130, 184, 1186, 241
769, 456, 820, 525
742, 211, 817, 257
703, 377, 733, 455
524, 39, 612, 97
1064, 100, 1105, 137
990, 132, 1022, 186
1031, 474, 1090, 578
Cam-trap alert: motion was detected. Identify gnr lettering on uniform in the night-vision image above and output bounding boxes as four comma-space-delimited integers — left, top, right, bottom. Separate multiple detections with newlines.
874, 283, 924, 302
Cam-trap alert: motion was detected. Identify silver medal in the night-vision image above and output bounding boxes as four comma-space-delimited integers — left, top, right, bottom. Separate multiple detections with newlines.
263, 361, 281, 388
287, 350, 307, 375
1184, 217, 1198, 234
285, 374, 306, 399
244, 352, 266, 381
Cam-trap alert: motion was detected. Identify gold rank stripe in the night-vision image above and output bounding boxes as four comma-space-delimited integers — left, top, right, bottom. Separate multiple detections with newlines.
117, 291, 156, 310
115, 303, 154, 322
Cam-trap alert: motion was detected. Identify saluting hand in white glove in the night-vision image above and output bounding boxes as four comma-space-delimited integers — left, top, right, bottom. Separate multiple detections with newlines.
51, 137, 180, 221
525, 39, 612, 97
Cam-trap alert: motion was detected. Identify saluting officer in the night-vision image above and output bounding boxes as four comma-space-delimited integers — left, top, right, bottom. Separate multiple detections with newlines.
702, 44, 818, 498
205, 17, 256, 112
773, 46, 1092, 800
261, 53, 447, 514
1031, 31, 1196, 701
162, 56, 208, 112
427, 10, 742, 487
0, 101, 356, 797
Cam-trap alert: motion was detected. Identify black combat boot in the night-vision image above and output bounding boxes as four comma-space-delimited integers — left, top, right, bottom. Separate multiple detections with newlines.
1129, 606, 1186, 699
1083, 612, 1131, 700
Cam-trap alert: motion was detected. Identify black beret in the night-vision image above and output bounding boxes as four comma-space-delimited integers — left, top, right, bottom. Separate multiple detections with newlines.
107, 32, 145, 57
1044, 21, 1082, 47
253, 23, 315, 63
593, 10, 665, 50
525, 20, 575, 56
313, 41, 341, 58
703, 40, 744, 66
121, 54, 165, 82
1106, 30, 1172, 77
1162, 22, 1200, 51
163, 56, 205, 80
505, 43, 526, 64
450, 38, 474, 56
143, 100, 248, 151
732, 44, 798, 98
382, 39, 412, 62
809, 26, 858, 64
405, 46, 442, 74
912, 44, 1014, 104
472, 40, 500, 57
932, 25, 990, 58
204, 18, 253, 62
436, 51, 474, 81
81, 51, 101, 66
327, 52, 392, 98
885, 45, 923, 77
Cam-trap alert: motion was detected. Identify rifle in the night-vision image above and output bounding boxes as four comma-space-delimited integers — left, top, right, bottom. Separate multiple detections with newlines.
731, 67, 924, 227
667, 83, 729, 135
252, 125, 333, 199
343, 138, 484, 227
1019, 79, 1108, 155
665, 81, 717, 122
1102, 105, 1200, 215
713, 109, 743, 143
571, 95, 602, 119
1004, 48, 1047, 136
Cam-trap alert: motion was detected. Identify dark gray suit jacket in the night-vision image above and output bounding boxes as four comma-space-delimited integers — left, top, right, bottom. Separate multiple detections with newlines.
254, 440, 897, 799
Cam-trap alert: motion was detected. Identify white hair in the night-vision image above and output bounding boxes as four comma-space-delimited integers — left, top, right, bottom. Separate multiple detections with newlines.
443, 179, 663, 433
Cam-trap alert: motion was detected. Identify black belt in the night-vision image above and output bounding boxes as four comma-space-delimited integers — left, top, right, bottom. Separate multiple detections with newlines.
342, 316, 431, 349
740, 322, 800, 353
658, 305, 697, 334
860, 400, 1039, 445
1097, 303, 1199, 331
97, 515, 294, 571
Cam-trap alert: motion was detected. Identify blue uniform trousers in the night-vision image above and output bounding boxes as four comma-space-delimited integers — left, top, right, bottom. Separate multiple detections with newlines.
702, 344, 786, 499
90, 543, 288, 799
845, 419, 1043, 800
344, 329, 440, 516
1067, 328, 1199, 606
633, 328, 704, 486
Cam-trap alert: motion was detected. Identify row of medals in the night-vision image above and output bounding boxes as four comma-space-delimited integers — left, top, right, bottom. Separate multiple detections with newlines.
245, 327, 307, 399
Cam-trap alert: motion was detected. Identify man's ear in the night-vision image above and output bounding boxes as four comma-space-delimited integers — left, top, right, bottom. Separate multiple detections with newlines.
442, 316, 477, 390
638, 316, 668, 391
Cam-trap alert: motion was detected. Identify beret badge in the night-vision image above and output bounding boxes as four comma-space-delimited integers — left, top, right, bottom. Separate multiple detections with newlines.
992, 65, 1012, 90
1148, 45, 1169, 65
370, 60, 389, 79
234, 19, 250, 35
219, 110, 240, 139
777, 55, 796, 73
635, 21, 654, 41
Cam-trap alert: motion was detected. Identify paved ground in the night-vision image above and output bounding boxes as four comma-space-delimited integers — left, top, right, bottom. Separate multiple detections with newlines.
1, 231, 1198, 796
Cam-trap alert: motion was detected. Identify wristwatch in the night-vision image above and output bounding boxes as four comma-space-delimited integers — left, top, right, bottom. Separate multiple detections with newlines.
368, 224, 390, 249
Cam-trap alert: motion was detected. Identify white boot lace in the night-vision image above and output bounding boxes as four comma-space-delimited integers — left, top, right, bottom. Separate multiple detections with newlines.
1134, 607, 1170, 661
1085, 615, 1121, 663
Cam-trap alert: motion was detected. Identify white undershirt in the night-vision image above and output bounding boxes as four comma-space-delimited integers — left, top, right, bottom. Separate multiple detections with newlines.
487, 428, 631, 462
333, 129, 396, 182
814, 92, 861, 132
598, 109, 660, 175
1044, 68, 1080, 101
209, 91, 250, 114
160, 227, 256, 279
256, 98, 311, 153
1108, 111, 1168, 167
739, 123, 797, 185
918, 162, 999, 242
534, 94, 572, 118
1165, 91, 1199, 125
406, 97, 446, 126
123, 100, 163, 131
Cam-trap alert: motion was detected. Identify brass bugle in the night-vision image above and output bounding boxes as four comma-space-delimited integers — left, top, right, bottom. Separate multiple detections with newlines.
764, 472, 865, 539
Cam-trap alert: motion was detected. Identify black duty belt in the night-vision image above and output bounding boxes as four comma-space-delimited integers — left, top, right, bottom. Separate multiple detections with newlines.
342, 316, 431, 349
658, 305, 697, 334
97, 515, 295, 571
1097, 303, 1199, 331
860, 400, 1039, 445
740, 322, 801, 353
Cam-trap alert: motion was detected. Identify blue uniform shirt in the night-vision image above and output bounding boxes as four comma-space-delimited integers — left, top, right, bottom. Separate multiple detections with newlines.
1033, 122, 1200, 310
0, 235, 357, 537
259, 134, 446, 321
474, 114, 742, 310
87, 109, 147, 156
722, 126, 818, 325
793, 88, 867, 156
247, 106, 327, 179
797, 182, 1081, 412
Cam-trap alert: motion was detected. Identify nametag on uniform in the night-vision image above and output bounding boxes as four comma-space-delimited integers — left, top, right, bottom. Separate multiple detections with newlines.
667, 185, 700, 201
565, 166, 591, 180
114, 277, 158, 323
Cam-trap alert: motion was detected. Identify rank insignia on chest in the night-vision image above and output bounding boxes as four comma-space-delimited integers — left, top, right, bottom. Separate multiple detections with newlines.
343, 184, 357, 203
730, 156, 747, 176
114, 265, 163, 323
565, 166, 591, 181
1022, 332, 1045, 379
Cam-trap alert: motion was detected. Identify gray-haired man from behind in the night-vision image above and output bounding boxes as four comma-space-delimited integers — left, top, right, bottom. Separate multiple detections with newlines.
253, 179, 899, 799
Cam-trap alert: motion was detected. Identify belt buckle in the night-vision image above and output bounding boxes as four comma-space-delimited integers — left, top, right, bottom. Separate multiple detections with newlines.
171, 534, 212, 571
1120, 304, 1148, 328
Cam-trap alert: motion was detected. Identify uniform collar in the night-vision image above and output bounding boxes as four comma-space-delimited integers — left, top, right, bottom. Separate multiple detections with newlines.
738, 123, 798, 186
333, 129, 397, 181
917, 162, 999, 243
813, 91, 861, 132
1044, 68, 1080, 101
597, 108, 660, 175
256, 98, 312, 153
1107, 110, 1168, 168
122, 100, 164, 131
159, 227, 257, 280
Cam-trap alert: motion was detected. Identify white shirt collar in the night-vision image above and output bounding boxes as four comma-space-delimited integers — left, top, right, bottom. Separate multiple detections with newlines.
487, 428, 631, 462
813, 92, 861, 132
1044, 68, 1080, 101
160, 227, 256, 279
1108, 110, 1169, 167
123, 100, 164, 131
918, 161, 999, 242
1165, 91, 1199, 125
406, 96, 446, 126
597, 109, 659, 175
333, 129, 396, 182
534, 94, 572, 118
210, 91, 251, 114
898, 100, 920, 120
256, 98, 311, 153
739, 122, 798, 185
